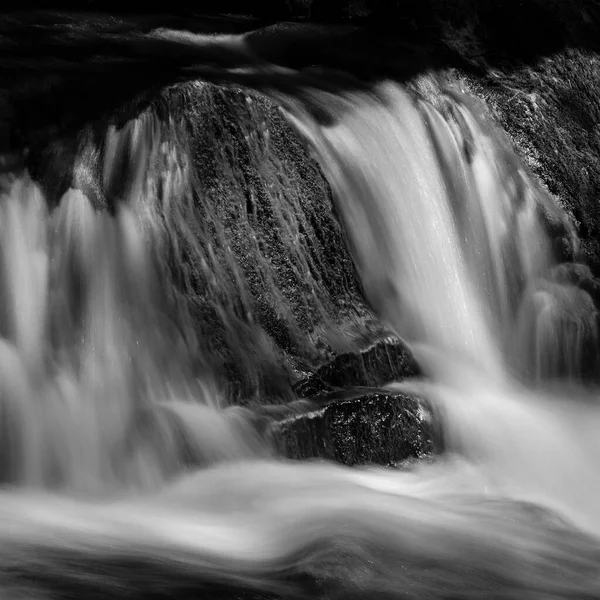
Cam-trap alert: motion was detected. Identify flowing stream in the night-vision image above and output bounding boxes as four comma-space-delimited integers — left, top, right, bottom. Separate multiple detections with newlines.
1, 35, 600, 598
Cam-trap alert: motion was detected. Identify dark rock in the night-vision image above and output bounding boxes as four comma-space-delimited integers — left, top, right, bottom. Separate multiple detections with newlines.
272, 393, 438, 466
23, 81, 377, 403
159, 85, 378, 401
294, 338, 420, 398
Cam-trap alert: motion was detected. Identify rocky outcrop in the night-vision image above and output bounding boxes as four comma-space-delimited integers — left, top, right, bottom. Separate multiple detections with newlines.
24, 81, 386, 403
165, 85, 378, 400
272, 392, 437, 466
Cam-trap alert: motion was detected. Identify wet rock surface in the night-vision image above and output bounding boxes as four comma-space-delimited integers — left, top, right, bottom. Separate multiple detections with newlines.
272, 393, 437, 466
270, 338, 430, 466
456, 50, 600, 276
161, 85, 373, 401
20, 81, 381, 404
294, 338, 419, 398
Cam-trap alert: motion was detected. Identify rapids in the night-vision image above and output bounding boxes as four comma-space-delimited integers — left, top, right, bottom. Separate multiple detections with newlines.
0, 32, 600, 598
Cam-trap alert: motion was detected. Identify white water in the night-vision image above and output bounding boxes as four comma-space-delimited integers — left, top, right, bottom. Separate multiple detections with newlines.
0, 128, 268, 492
1, 71, 600, 598
281, 82, 600, 534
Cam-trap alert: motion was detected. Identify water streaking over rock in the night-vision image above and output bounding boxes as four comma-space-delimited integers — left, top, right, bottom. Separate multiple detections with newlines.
281, 80, 586, 383
0, 171, 268, 493
32, 82, 374, 403
1, 34, 600, 598
280, 80, 600, 529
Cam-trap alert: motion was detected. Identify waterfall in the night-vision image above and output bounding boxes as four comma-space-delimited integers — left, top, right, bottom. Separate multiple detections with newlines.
279, 80, 600, 533
1, 59, 600, 598
280, 81, 590, 384
0, 122, 269, 492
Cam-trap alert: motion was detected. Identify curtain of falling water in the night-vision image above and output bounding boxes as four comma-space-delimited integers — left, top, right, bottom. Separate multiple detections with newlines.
279, 80, 600, 531
0, 117, 270, 491
284, 85, 505, 380
282, 81, 596, 384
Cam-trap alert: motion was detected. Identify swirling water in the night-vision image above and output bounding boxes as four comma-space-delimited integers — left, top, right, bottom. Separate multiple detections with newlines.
1, 40, 600, 597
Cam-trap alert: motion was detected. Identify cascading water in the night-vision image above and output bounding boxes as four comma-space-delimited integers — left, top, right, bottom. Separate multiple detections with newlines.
283, 81, 591, 384
1, 48, 600, 597
0, 123, 269, 492
281, 80, 600, 532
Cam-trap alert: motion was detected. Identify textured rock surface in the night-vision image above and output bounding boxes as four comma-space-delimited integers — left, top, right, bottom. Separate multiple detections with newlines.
294, 339, 419, 398
454, 52, 600, 274
168, 84, 381, 400
272, 393, 437, 465
25, 81, 386, 403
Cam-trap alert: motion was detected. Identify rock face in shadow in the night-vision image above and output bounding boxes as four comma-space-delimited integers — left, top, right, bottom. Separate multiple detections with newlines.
26, 81, 385, 403
294, 339, 420, 398
5, 0, 599, 66
272, 393, 437, 466
160, 84, 375, 401
2, 2, 599, 151
456, 51, 600, 276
